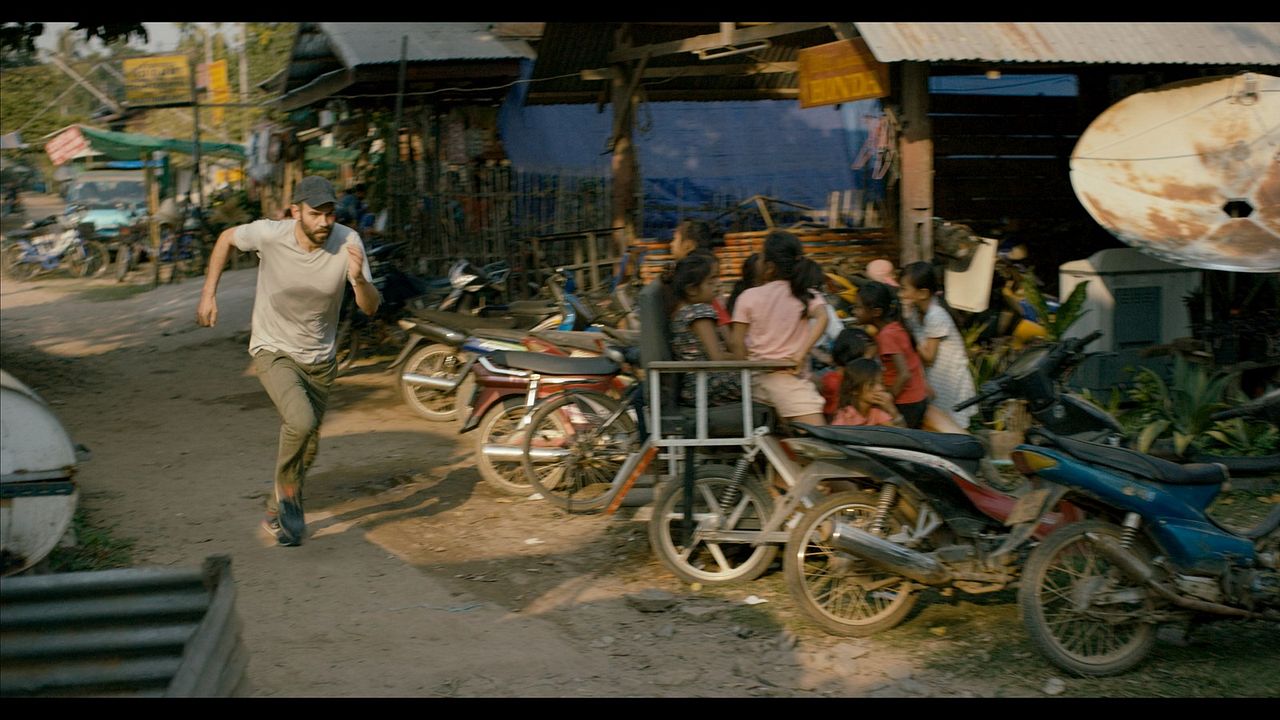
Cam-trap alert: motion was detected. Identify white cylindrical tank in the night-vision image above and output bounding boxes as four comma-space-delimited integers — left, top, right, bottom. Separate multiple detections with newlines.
0, 369, 80, 575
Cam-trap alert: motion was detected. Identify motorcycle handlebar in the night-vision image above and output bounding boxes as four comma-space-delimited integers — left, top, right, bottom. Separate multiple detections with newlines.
954, 382, 1003, 412
1211, 389, 1280, 421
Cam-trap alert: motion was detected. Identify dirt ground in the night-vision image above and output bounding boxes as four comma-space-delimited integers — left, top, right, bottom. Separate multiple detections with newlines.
3, 195, 1277, 699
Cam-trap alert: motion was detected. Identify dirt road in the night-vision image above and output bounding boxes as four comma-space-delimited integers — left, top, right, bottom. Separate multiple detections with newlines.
3, 254, 1275, 698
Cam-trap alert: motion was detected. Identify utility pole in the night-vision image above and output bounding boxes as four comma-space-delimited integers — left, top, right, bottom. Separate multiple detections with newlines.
239, 23, 250, 144
190, 56, 203, 210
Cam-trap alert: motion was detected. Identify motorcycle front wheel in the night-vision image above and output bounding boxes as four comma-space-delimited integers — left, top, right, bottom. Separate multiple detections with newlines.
1018, 520, 1158, 677
399, 343, 466, 421
648, 464, 776, 585
2, 244, 38, 279
783, 490, 919, 637
67, 240, 109, 277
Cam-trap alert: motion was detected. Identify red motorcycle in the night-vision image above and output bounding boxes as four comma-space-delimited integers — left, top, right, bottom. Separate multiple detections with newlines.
460, 346, 633, 496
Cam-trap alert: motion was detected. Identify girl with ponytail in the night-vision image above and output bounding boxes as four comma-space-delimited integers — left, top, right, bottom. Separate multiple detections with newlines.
727, 230, 830, 426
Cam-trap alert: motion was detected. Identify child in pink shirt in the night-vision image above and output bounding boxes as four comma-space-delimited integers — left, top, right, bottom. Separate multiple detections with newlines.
729, 231, 829, 425
831, 358, 905, 427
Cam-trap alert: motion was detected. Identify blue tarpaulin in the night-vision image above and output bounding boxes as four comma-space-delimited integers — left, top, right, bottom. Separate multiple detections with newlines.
498, 67, 888, 237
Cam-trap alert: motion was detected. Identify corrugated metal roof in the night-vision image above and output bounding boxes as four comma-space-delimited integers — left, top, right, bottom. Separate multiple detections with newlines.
854, 23, 1280, 66
319, 22, 535, 67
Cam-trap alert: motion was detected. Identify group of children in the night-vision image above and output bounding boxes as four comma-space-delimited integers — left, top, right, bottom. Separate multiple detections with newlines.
660, 222, 978, 434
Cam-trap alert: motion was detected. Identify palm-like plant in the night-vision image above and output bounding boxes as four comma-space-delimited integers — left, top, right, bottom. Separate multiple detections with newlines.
1021, 276, 1090, 341
1132, 356, 1235, 457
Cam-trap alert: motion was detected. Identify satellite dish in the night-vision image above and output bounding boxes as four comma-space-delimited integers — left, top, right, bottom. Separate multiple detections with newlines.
1070, 73, 1280, 273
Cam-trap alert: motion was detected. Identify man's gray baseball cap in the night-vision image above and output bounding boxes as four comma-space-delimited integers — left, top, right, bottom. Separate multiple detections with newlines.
292, 176, 338, 208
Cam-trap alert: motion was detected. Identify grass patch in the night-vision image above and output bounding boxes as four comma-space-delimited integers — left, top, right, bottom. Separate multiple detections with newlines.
73, 283, 153, 302
45, 507, 135, 572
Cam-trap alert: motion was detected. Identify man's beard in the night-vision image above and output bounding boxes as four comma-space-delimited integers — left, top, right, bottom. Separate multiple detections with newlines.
302, 224, 330, 246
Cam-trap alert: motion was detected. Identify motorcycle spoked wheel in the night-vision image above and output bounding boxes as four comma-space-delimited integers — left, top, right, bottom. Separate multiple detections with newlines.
1018, 520, 1159, 677
114, 243, 135, 282
474, 398, 537, 495
783, 489, 920, 637
67, 241, 109, 278
2, 244, 38, 279
334, 318, 360, 374
399, 343, 467, 422
648, 464, 777, 585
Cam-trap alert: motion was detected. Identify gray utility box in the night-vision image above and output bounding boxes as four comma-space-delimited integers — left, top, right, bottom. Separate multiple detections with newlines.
1059, 248, 1202, 393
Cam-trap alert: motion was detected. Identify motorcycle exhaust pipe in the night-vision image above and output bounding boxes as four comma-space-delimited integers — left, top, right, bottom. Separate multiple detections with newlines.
1085, 532, 1256, 619
401, 373, 459, 390
830, 522, 952, 586
480, 444, 570, 462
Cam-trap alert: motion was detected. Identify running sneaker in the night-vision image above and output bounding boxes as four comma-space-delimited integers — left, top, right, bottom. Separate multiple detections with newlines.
277, 495, 305, 547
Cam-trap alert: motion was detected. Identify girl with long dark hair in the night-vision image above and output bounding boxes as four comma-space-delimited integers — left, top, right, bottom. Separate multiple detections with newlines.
852, 280, 929, 428
664, 254, 741, 406
727, 230, 829, 426
899, 261, 978, 430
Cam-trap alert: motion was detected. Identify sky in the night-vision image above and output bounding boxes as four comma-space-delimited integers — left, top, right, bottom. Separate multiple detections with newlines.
33, 23, 210, 54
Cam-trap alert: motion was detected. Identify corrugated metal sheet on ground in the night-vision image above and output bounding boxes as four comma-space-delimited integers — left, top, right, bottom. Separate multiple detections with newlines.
0, 555, 248, 697
854, 22, 1280, 66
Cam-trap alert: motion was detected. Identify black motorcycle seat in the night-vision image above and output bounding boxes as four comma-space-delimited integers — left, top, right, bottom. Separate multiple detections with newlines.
487, 350, 618, 376
505, 300, 559, 316
531, 330, 607, 353
795, 424, 987, 460
470, 328, 532, 343
411, 309, 516, 330
1044, 433, 1228, 486
668, 403, 776, 438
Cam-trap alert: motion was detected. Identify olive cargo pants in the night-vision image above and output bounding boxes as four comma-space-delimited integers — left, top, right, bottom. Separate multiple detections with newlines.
253, 349, 337, 515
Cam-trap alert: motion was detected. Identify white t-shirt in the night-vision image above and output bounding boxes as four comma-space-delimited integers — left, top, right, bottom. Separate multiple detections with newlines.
233, 219, 374, 364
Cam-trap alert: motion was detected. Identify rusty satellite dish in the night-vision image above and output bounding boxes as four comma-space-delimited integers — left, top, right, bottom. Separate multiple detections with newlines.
1070, 73, 1280, 273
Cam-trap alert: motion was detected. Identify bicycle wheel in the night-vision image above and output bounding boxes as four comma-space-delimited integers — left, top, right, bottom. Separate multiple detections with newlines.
520, 389, 638, 513
783, 490, 919, 636
648, 464, 777, 584
1019, 520, 1158, 677
67, 240, 108, 277
175, 236, 206, 276
399, 343, 467, 421
3, 244, 37, 279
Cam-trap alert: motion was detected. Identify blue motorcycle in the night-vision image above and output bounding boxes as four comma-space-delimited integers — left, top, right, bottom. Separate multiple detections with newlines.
1010, 404, 1280, 676
2, 213, 109, 279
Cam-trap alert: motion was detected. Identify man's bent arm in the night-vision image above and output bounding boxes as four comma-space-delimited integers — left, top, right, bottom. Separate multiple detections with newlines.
351, 274, 380, 316
195, 228, 240, 327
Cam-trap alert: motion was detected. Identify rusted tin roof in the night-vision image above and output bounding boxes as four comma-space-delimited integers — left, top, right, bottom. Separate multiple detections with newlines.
854, 23, 1280, 66
318, 22, 535, 67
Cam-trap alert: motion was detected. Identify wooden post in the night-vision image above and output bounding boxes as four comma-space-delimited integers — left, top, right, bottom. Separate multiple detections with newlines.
898, 62, 933, 265
145, 153, 161, 288
586, 230, 600, 291
609, 26, 646, 261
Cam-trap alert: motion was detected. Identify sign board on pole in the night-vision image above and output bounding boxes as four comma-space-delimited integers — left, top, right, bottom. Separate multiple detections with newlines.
123, 55, 192, 108
208, 59, 231, 126
797, 38, 889, 109
45, 126, 90, 166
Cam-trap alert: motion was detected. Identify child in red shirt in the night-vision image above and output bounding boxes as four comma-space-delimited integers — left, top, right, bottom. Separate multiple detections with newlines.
853, 281, 930, 428
819, 327, 877, 419
831, 358, 905, 427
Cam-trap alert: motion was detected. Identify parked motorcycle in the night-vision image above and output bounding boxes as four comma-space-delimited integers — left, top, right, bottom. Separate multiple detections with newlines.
459, 343, 633, 495
1013, 420, 1279, 676
389, 268, 607, 420
334, 240, 439, 372
2, 213, 109, 280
